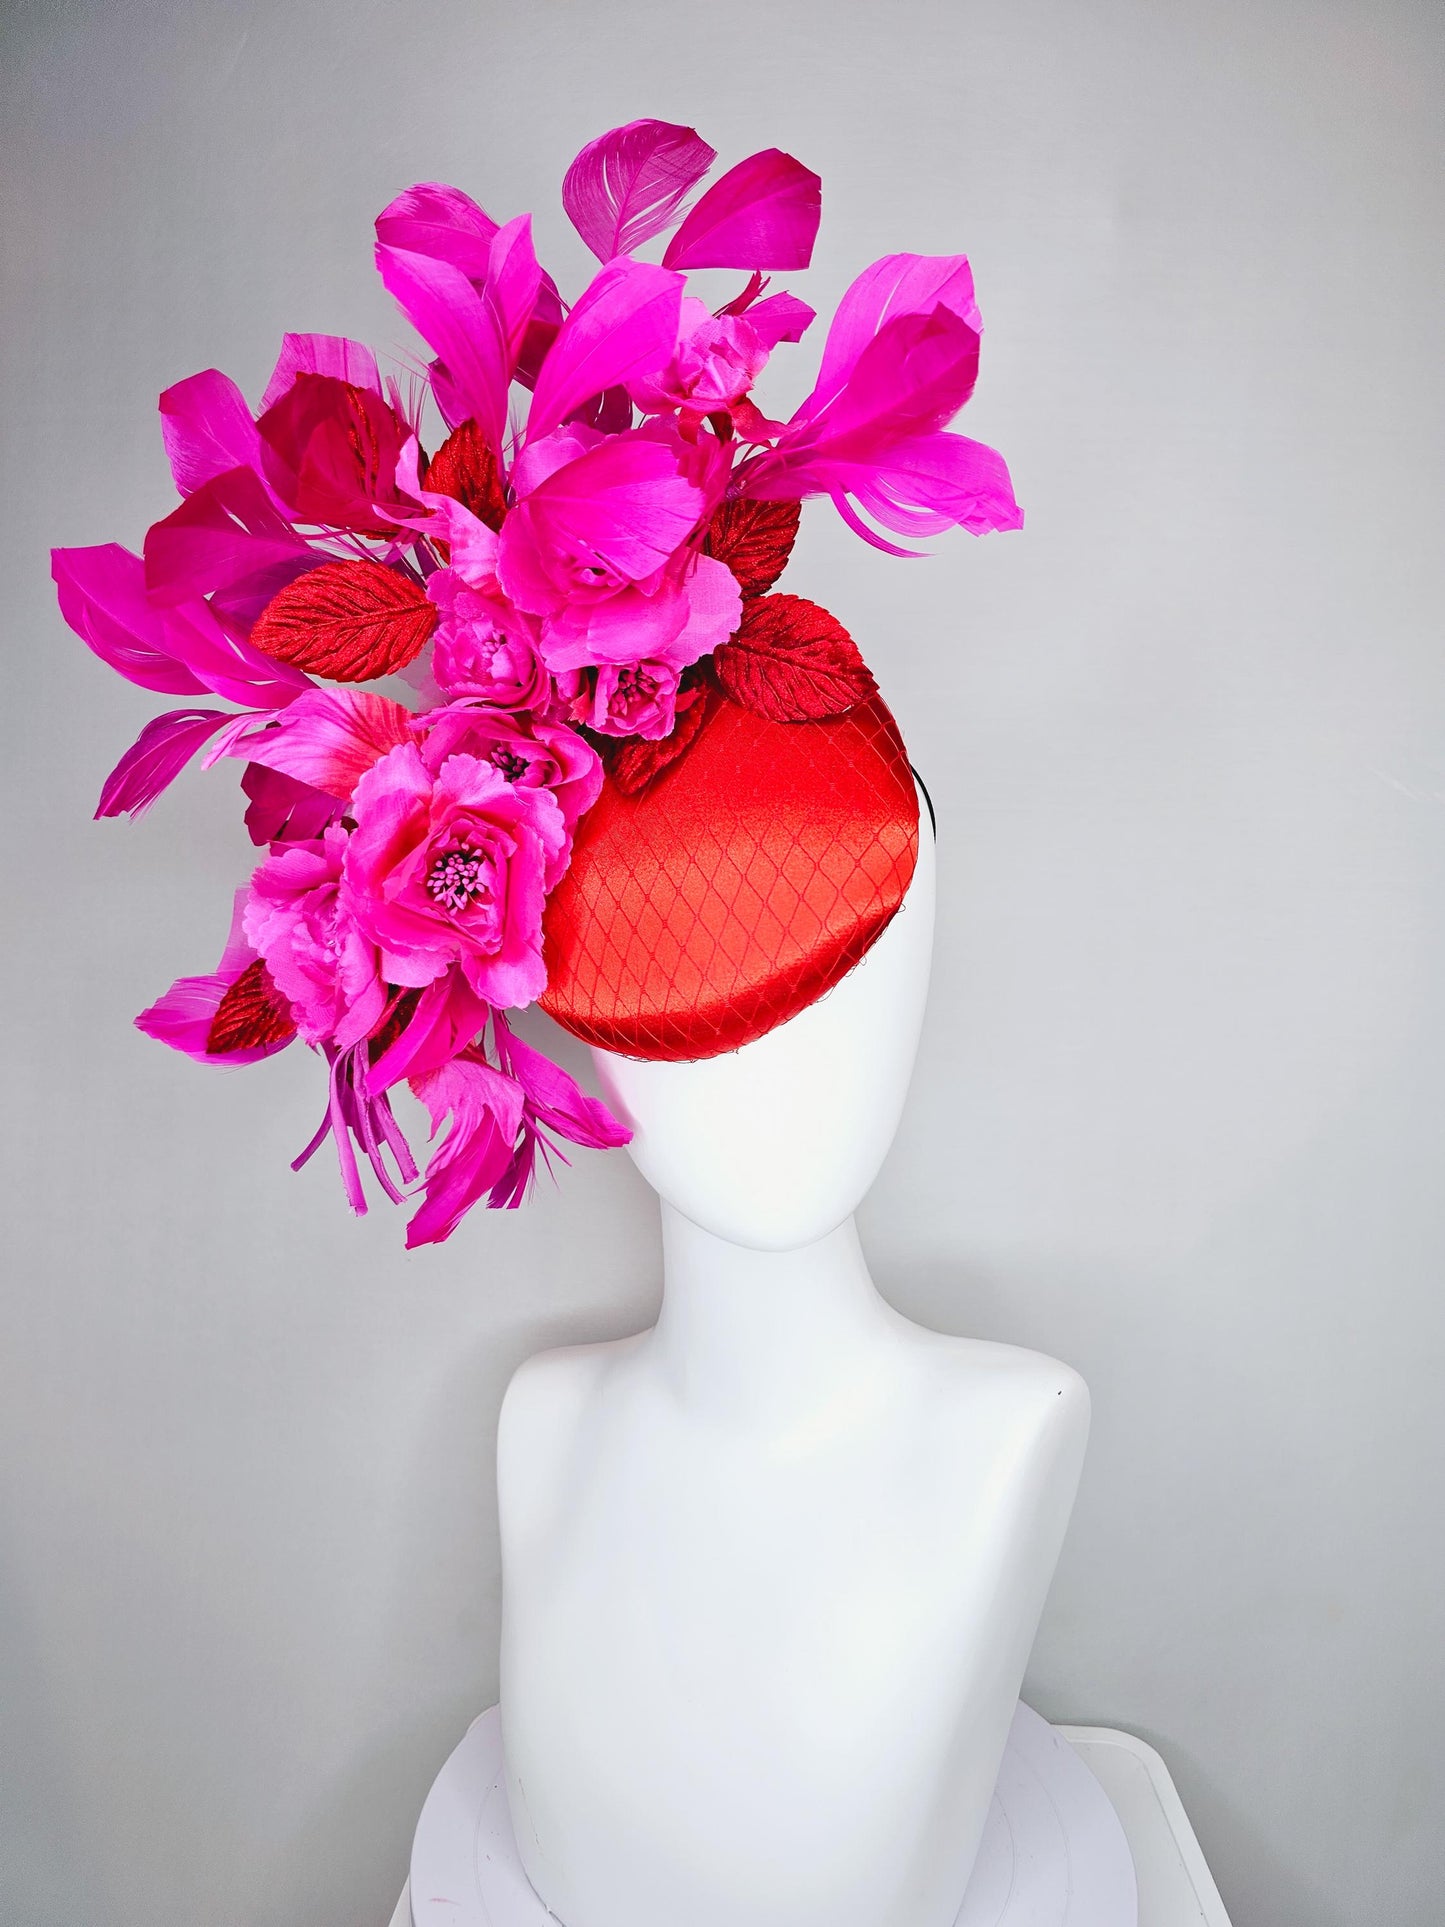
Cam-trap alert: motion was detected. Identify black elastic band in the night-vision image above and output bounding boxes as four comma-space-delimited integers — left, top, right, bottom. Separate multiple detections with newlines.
910, 765, 936, 838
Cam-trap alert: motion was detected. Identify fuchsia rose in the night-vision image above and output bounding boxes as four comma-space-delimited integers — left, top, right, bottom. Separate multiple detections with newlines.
243, 827, 387, 1048
416, 703, 602, 865
585, 660, 681, 739
343, 743, 565, 1007
536, 548, 741, 674
497, 423, 742, 672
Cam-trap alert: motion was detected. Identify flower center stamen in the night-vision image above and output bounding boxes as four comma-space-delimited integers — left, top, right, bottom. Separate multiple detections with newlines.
426, 845, 492, 913
490, 747, 529, 782
617, 666, 657, 702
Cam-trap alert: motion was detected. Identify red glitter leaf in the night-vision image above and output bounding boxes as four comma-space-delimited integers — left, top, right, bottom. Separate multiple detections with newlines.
711, 593, 877, 722
608, 685, 716, 795
252, 559, 436, 682
703, 496, 800, 598
206, 957, 296, 1056
367, 988, 421, 1064
422, 418, 508, 532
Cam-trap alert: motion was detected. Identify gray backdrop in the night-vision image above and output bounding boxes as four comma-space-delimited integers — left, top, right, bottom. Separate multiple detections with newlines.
3, 2, 1442, 1922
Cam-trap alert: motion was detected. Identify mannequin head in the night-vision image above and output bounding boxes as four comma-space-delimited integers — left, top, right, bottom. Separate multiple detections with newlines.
591, 794, 935, 1251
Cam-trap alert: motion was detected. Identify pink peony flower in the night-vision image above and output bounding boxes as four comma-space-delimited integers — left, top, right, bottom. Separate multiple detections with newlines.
243, 826, 387, 1048
343, 743, 566, 1008
584, 659, 681, 739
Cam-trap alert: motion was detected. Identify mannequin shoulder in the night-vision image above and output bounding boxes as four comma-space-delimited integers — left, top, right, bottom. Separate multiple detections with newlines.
497, 1332, 643, 1501
902, 1327, 1091, 1464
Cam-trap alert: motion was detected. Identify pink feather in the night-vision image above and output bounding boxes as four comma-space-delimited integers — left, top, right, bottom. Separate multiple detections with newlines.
96, 708, 233, 819
563, 120, 716, 262
662, 149, 821, 272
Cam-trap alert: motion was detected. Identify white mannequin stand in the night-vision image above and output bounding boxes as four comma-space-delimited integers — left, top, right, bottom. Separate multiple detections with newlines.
496, 808, 1097, 1927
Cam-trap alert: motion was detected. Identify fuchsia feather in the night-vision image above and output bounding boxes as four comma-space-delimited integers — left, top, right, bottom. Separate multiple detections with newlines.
563, 119, 716, 263
663, 149, 821, 271
524, 258, 683, 442
160, 371, 269, 499
96, 708, 233, 818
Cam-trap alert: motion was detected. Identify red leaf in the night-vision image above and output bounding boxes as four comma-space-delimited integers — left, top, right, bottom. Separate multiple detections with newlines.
703, 496, 800, 598
608, 685, 716, 795
422, 419, 508, 532
206, 957, 296, 1055
252, 559, 436, 682
711, 594, 877, 721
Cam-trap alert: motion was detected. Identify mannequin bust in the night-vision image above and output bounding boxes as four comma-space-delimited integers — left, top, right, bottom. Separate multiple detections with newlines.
496, 804, 1090, 1927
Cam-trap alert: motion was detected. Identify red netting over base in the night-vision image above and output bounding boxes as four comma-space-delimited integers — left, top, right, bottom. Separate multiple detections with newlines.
540, 693, 919, 1061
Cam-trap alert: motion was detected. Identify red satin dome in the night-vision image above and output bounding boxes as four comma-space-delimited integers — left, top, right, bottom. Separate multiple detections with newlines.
540, 691, 919, 1062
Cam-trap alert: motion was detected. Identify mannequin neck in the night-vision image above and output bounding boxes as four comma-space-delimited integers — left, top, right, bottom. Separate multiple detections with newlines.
649, 1204, 900, 1427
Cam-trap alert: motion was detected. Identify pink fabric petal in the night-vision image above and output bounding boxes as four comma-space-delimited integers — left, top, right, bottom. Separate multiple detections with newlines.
159, 370, 266, 497
804, 252, 981, 418
218, 688, 414, 799
375, 243, 511, 459
96, 707, 233, 819
525, 258, 683, 442
563, 120, 716, 262
536, 551, 740, 674
662, 149, 821, 272
143, 466, 315, 606
135, 889, 292, 1066
53, 544, 210, 696
499, 430, 706, 611
260, 333, 381, 412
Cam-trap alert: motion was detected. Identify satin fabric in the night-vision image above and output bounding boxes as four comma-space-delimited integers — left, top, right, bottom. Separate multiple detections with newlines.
540, 692, 919, 1061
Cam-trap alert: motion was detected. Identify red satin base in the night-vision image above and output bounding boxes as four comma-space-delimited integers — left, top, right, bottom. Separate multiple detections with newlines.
540, 692, 919, 1062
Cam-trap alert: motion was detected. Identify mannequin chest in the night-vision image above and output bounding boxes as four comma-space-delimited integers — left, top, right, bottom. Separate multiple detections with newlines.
499, 1334, 1079, 1766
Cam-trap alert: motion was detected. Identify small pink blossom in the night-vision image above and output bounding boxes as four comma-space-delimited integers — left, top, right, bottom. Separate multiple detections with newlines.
428, 571, 551, 708
243, 827, 387, 1048
343, 743, 565, 1008
585, 659, 680, 739
630, 298, 770, 419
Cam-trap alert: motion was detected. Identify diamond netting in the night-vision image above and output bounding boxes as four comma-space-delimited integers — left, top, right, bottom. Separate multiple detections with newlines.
539, 692, 919, 1061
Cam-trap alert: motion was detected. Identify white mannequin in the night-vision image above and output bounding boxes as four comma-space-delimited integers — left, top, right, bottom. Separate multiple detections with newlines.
497, 803, 1090, 1927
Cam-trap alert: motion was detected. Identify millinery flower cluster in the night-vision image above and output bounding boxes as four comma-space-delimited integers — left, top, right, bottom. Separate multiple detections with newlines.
54, 120, 1021, 1246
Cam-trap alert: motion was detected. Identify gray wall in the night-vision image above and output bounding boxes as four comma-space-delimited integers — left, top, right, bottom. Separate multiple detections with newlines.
3, 1, 1442, 1921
